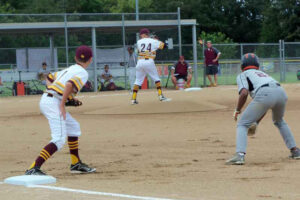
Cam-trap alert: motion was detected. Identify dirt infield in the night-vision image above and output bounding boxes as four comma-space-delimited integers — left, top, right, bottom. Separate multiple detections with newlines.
1, 84, 300, 200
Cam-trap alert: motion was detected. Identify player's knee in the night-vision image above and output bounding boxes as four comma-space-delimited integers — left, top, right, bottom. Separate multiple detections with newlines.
237, 120, 252, 128
273, 119, 286, 127
51, 136, 66, 150
72, 122, 81, 137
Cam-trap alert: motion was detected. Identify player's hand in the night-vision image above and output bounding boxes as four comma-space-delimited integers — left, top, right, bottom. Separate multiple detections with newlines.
233, 110, 241, 121
60, 103, 66, 120
213, 59, 218, 63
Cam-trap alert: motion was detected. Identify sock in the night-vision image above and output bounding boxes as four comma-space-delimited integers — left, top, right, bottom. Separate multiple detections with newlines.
29, 142, 57, 169
155, 81, 162, 96
68, 137, 80, 165
132, 84, 139, 100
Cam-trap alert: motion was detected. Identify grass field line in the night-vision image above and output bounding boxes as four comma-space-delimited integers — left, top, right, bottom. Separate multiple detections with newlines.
26, 184, 184, 200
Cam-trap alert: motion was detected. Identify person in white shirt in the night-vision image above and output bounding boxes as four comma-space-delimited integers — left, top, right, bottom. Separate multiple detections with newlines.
38, 62, 50, 85
99, 65, 116, 91
131, 28, 170, 104
226, 53, 300, 165
127, 47, 137, 90
25, 45, 96, 175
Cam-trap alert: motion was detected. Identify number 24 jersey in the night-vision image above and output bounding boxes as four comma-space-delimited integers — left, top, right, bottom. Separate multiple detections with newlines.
137, 38, 164, 60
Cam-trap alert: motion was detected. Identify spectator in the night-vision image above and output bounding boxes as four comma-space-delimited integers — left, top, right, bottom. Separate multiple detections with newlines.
171, 56, 192, 89
99, 65, 116, 91
204, 41, 221, 87
38, 62, 50, 85
127, 47, 137, 90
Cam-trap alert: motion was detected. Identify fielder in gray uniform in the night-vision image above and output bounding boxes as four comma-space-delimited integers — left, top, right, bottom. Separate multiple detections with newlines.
226, 53, 300, 165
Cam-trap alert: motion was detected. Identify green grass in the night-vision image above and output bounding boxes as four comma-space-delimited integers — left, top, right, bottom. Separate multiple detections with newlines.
0, 80, 46, 97
1, 71, 299, 97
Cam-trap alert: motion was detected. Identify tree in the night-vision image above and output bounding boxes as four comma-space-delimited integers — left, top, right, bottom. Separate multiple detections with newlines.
260, 0, 300, 42
198, 31, 238, 59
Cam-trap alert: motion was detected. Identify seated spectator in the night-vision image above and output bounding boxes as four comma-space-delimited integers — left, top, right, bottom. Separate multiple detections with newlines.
171, 56, 192, 89
38, 62, 50, 85
99, 65, 116, 91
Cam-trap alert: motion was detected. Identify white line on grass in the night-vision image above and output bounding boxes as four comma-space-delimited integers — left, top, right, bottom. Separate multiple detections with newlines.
27, 185, 182, 200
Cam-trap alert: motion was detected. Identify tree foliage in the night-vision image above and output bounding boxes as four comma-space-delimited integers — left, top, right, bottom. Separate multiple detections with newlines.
0, 0, 299, 44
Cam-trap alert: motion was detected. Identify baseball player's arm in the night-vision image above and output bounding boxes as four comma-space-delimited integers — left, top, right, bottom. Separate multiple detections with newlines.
233, 88, 249, 120
60, 82, 73, 120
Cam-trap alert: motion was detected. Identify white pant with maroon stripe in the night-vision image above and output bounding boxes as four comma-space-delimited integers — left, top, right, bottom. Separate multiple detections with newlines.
39, 93, 81, 150
134, 59, 160, 86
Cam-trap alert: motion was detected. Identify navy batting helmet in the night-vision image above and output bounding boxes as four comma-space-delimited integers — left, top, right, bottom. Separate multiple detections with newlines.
241, 53, 259, 71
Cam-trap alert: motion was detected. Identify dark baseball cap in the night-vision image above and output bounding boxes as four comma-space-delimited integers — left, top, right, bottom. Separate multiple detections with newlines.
76, 45, 93, 62
139, 28, 150, 35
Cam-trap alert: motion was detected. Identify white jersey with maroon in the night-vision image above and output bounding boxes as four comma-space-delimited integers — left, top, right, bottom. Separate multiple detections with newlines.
134, 37, 165, 86
237, 69, 278, 98
41, 63, 88, 150
47, 64, 88, 100
137, 38, 164, 60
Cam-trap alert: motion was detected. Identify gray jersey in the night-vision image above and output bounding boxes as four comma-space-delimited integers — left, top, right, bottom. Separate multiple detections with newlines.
236, 69, 278, 98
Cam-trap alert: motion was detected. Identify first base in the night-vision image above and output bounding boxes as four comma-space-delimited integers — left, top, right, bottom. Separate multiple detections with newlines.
4, 175, 56, 186
184, 87, 202, 92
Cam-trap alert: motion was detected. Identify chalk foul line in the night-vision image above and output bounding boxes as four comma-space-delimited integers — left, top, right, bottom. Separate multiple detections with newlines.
27, 184, 182, 200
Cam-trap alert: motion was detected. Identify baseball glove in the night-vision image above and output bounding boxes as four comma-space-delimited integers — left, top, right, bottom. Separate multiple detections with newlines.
65, 99, 82, 107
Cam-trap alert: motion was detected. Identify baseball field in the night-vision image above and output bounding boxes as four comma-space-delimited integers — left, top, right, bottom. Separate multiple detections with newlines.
1, 85, 300, 200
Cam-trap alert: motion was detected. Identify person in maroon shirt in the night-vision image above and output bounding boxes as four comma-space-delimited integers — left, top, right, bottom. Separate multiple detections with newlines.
171, 56, 192, 89
204, 41, 221, 87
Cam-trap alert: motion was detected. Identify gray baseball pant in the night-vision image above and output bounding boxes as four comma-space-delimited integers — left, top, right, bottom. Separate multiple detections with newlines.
236, 86, 297, 153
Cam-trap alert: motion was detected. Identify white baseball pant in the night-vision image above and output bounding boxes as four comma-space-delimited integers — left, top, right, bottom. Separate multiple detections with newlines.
134, 59, 160, 86
39, 93, 81, 150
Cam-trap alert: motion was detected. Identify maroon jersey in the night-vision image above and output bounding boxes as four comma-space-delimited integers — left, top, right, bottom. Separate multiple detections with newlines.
205, 47, 220, 66
172, 61, 190, 76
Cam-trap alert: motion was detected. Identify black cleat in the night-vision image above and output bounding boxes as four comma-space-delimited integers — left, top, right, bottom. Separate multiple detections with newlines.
70, 161, 96, 174
131, 99, 138, 105
290, 148, 300, 159
25, 167, 47, 175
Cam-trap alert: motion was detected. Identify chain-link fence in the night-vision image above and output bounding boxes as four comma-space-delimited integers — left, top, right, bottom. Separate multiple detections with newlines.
0, 13, 299, 97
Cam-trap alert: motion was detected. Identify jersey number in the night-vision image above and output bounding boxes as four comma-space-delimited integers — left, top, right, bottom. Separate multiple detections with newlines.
141, 43, 151, 52
255, 72, 268, 77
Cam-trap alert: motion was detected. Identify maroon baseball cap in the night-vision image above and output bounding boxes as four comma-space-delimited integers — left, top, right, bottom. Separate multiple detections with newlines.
139, 28, 150, 35
179, 56, 185, 60
76, 45, 93, 62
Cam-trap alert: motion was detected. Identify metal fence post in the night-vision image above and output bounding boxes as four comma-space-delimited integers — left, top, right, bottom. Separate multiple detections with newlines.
203, 40, 206, 87
240, 43, 243, 59
279, 40, 283, 82
282, 40, 286, 82
192, 24, 198, 87
177, 7, 182, 57
49, 34, 55, 71
92, 27, 97, 92
122, 14, 127, 90
64, 13, 69, 67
